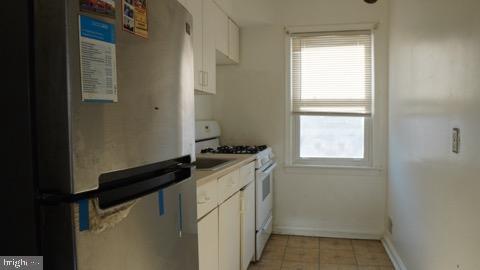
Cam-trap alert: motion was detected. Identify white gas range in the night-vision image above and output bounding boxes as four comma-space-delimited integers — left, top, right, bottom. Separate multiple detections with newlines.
195, 121, 276, 261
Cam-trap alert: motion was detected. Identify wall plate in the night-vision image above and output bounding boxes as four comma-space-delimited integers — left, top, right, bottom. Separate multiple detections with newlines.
452, 128, 460, 154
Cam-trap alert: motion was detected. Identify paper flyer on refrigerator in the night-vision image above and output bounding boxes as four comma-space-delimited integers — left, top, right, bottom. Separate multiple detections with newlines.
78, 15, 118, 102
122, 0, 149, 38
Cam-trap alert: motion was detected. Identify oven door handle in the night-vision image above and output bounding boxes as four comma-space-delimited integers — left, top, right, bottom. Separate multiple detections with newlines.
257, 161, 277, 178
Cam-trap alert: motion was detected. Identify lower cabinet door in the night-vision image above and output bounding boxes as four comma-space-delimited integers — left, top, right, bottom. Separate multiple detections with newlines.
219, 192, 241, 270
198, 208, 219, 270
241, 182, 255, 270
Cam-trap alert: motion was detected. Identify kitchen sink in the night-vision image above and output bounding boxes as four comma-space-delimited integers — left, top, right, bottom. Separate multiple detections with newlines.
194, 157, 236, 171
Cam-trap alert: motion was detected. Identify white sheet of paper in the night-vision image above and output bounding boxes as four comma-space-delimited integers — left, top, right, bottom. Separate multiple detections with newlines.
79, 15, 118, 102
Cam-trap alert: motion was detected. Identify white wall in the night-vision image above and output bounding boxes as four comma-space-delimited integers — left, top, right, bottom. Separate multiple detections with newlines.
213, 0, 390, 238
388, 0, 480, 269
230, 0, 279, 26
194, 94, 214, 120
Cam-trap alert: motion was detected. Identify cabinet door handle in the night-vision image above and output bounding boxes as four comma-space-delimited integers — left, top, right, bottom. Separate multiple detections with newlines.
205, 71, 208, 86
200, 71, 205, 86
240, 196, 245, 214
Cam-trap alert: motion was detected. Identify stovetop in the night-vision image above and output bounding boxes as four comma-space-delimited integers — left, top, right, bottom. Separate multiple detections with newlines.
200, 145, 268, 154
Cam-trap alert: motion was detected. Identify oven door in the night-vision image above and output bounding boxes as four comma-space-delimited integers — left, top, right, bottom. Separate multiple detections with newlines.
255, 161, 276, 231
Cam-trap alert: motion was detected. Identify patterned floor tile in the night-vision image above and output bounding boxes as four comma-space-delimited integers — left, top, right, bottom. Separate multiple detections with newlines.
248, 236, 393, 270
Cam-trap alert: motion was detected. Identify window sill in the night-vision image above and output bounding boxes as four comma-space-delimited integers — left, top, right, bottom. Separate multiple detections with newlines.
284, 163, 385, 177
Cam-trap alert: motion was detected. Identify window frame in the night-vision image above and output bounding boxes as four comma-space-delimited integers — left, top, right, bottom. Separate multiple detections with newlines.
285, 23, 377, 168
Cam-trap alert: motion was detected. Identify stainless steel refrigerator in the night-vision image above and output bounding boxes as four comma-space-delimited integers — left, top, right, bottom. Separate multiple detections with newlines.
34, 0, 198, 269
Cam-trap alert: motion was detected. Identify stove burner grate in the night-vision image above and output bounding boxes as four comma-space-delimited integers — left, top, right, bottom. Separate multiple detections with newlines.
201, 145, 267, 154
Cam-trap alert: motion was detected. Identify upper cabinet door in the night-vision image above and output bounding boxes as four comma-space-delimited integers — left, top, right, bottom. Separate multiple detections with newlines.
189, 0, 205, 91
203, 0, 217, 94
187, 0, 239, 94
211, 2, 229, 57
228, 19, 240, 63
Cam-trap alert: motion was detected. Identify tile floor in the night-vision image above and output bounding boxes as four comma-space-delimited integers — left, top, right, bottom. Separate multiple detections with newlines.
248, 235, 394, 270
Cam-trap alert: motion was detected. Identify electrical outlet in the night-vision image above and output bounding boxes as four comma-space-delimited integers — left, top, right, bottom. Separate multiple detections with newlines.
452, 128, 460, 153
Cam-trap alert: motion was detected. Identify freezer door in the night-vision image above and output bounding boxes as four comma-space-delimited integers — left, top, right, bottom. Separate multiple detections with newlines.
35, 0, 195, 194
74, 176, 198, 270
41, 175, 198, 270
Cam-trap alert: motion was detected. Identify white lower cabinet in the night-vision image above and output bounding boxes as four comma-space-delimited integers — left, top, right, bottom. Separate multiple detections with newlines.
198, 208, 219, 270
219, 192, 241, 270
197, 162, 255, 270
240, 182, 255, 270
197, 177, 218, 219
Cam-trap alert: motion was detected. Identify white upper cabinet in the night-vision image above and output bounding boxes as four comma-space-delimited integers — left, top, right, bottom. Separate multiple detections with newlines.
228, 19, 240, 63
216, 17, 240, 64
185, 0, 216, 94
185, 0, 206, 92
203, 0, 217, 94
213, 0, 239, 62
210, 2, 229, 57
179, 0, 239, 94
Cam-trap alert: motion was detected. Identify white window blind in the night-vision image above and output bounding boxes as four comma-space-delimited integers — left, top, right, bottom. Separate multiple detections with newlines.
291, 30, 373, 116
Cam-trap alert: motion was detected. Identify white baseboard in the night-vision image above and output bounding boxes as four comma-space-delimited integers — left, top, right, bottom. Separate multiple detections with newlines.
273, 226, 383, 240
382, 235, 407, 270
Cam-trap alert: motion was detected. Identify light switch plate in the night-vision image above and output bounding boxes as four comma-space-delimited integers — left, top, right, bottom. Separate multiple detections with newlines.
452, 128, 460, 153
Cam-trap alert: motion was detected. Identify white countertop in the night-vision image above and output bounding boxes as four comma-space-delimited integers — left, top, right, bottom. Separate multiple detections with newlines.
194, 153, 256, 186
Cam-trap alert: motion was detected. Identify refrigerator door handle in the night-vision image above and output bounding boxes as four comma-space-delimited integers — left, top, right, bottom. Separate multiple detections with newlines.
96, 170, 190, 210
39, 156, 193, 210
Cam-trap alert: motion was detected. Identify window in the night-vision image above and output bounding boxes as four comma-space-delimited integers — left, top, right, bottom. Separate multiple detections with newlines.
287, 29, 374, 167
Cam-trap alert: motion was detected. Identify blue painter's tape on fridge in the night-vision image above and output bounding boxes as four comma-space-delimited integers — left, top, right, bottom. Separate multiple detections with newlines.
158, 190, 165, 216
78, 200, 90, 231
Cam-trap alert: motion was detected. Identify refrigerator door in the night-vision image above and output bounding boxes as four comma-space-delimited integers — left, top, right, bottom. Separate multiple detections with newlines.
41, 157, 198, 270
74, 178, 198, 270
35, 0, 195, 194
